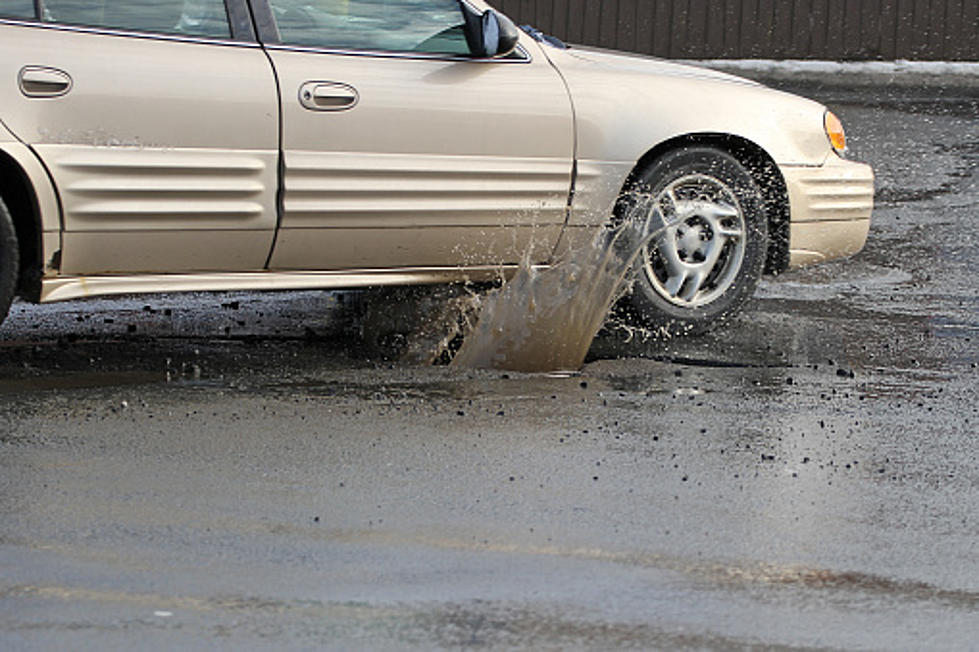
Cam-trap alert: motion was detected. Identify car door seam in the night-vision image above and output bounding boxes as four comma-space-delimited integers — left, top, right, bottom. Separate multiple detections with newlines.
536, 43, 581, 261
260, 46, 285, 270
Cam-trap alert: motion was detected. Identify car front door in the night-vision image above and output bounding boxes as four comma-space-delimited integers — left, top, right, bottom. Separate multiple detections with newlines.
256, 0, 575, 271
0, 0, 279, 275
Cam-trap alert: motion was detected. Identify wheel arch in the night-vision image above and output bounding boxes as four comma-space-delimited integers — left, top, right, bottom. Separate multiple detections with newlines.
619, 133, 791, 275
0, 149, 46, 301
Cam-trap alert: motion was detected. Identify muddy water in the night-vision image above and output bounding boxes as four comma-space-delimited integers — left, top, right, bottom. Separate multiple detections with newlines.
451, 208, 660, 372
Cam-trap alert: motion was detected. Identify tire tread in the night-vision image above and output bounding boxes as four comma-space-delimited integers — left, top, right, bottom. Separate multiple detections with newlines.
0, 198, 20, 327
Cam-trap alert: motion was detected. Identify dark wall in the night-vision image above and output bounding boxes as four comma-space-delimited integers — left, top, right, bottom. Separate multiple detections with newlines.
493, 0, 979, 61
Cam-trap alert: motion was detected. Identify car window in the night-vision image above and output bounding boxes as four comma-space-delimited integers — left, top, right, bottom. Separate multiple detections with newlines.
269, 0, 470, 55
0, 0, 35, 19
41, 0, 231, 39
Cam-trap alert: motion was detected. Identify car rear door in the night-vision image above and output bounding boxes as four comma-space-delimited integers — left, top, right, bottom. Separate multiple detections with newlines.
254, 0, 575, 271
0, 0, 279, 275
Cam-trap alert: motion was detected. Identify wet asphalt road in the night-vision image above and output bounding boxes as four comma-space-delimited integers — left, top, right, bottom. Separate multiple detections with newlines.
1, 82, 978, 650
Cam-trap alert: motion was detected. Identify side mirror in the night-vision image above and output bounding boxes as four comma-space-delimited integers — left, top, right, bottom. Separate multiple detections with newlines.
460, 4, 520, 58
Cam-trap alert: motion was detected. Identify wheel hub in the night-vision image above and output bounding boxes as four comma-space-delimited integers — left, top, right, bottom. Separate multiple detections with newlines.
641, 175, 747, 307
675, 218, 712, 262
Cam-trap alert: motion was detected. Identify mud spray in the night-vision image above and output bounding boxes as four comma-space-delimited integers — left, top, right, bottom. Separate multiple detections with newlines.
442, 202, 663, 373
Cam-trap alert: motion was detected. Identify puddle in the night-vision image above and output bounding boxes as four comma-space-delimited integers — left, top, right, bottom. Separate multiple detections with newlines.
0, 370, 166, 394
266, 371, 603, 405
755, 264, 913, 301
673, 387, 705, 397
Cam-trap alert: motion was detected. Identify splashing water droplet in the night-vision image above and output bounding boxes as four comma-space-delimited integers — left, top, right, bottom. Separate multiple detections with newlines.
451, 202, 663, 372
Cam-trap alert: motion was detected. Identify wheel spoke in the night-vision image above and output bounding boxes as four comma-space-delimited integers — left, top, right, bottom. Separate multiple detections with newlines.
700, 202, 742, 239
700, 238, 727, 271
715, 223, 743, 239
655, 231, 685, 277
679, 270, 707, 302
704, 201, 739, 220
671, 198, 701, 221
664, 269, 688, 298
659, 189, 697, 225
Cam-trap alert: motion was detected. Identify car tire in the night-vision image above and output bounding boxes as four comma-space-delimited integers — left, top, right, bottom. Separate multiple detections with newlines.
619, 146, 768, 336
0, 197, 18, 328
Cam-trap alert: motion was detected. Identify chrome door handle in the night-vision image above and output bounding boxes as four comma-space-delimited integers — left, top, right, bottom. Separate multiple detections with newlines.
19, 66, 72, 97
299, 81, 359, 111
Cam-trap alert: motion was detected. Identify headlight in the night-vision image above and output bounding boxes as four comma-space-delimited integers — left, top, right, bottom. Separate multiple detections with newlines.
824, 110, 847, 155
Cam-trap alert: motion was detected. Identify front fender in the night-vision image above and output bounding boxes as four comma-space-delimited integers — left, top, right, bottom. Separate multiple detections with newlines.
545, 48, 831, 226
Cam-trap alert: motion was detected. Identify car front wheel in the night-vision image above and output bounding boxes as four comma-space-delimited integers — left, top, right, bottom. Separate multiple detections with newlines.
621, 147, 769, 336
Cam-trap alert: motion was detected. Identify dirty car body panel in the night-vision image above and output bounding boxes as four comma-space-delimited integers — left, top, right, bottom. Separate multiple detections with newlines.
0, 0, 872, 329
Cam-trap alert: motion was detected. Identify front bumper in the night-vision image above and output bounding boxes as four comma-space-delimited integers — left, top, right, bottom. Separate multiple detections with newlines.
781, 155, 874, 268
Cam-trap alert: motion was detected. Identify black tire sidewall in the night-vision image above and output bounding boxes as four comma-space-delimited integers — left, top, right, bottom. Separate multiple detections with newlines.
624, 147, 768, 335
0, 198, 19, 326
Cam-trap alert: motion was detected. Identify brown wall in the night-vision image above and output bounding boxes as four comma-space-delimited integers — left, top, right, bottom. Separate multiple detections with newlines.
493, 0, 979, 61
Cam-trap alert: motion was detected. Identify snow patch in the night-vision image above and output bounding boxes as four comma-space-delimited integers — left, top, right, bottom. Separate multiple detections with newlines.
694, 59, 979, 77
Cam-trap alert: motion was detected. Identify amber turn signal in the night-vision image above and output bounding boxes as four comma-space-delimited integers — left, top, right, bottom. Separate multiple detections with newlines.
824, 111, 847, 154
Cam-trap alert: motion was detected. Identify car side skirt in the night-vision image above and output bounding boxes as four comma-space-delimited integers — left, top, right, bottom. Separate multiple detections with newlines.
38, 266, 533, 304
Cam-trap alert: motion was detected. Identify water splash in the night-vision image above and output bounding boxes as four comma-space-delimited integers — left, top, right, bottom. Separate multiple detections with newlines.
450, 205, 663, 372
